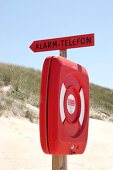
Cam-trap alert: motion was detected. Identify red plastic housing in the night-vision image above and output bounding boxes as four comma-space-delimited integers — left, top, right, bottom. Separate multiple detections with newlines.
39, 56, 89, 155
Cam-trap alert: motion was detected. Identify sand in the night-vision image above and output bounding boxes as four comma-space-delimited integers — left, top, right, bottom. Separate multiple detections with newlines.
0, 117, 113, 170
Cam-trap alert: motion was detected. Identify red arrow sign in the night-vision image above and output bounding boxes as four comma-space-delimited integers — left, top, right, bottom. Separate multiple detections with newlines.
29, 33, 94, 53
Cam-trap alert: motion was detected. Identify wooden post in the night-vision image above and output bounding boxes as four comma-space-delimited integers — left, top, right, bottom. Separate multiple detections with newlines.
52, 49, 67, 170
52, 155, 67, 170
60, 50, 67, 58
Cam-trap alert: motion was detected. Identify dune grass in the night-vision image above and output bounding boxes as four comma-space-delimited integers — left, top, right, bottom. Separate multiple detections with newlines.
90, 83, 113, 117
0, 63, 113, 121
0, 63, 41, 107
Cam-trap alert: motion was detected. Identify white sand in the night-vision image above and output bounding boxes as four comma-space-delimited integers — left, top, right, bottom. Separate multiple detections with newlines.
0, 117, 113, 170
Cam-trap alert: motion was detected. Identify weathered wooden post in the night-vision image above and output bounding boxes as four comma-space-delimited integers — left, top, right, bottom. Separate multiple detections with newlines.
52, 49, 67, 170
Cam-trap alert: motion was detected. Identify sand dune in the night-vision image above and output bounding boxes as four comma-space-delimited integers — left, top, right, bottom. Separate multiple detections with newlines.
0, 117, 113, 170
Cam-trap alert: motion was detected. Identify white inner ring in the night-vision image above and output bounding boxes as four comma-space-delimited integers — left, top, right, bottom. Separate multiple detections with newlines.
67, 94, 76, 114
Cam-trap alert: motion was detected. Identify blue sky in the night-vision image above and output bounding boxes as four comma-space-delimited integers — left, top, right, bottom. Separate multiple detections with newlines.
0, 0, 113, 89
